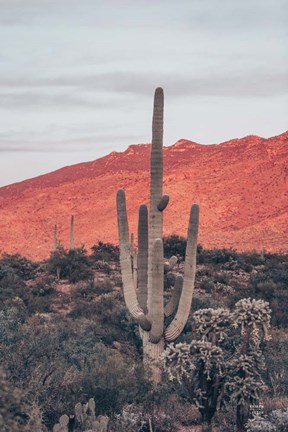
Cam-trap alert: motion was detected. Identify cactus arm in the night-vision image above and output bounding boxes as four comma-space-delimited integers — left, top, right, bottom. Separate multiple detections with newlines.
164, 255, 178, 273
133, 249, 138, 290
148, 87, 164, 314
165, 204, 199, 341
169, 255, 178, 269
158, 194, 169, 211
150, 238, 164, 343
130, 232, 134, 255
164, 274, 183, 317
164, 261, 170, 273
137, 204, 148, 313
116, 189, 151, 331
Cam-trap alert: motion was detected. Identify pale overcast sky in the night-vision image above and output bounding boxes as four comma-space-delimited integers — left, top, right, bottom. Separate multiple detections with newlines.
0, 0, 287, 186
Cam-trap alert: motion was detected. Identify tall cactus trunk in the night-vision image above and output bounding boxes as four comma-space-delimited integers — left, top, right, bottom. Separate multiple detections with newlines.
147, 88, 164, 315
141, 330, 164, 383
116, 88, 199, 383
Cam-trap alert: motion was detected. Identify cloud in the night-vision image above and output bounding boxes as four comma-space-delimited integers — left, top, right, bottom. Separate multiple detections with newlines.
0, 69, 287, 101
0, 90, 127, 110
0, 132, 140, 153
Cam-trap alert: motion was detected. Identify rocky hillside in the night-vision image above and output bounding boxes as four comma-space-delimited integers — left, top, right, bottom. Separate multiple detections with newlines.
0, 131, 287, 260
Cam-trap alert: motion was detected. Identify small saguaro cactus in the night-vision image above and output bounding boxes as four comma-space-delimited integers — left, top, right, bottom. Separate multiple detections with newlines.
53, 224, 58, 252
70, 215, 75, 250
116, 87, 199, 382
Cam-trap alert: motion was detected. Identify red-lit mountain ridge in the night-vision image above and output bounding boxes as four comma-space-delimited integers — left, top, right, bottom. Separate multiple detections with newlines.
0, 132, 287, 260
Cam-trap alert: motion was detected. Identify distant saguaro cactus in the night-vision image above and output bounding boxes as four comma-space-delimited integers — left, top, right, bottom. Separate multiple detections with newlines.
53, 224, 58, 252
70, 215, 75, 250
116, 87, 199, 382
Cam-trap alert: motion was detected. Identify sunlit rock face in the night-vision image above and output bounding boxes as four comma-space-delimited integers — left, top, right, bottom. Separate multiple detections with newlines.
0, 131, 287, 260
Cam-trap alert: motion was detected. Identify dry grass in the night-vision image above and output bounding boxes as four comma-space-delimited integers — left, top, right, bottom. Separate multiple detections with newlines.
263, 396, 288, 412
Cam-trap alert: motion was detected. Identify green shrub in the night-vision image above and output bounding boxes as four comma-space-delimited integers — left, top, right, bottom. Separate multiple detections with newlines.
246, 408, 288, 432
92, 260, 113, 274
192, 295, 222, 312
264, 330, 288, 397
91, 241, 119, 262
0, 271, 26, 301
199, 278, 215, 293
0, 367, 28, 431
163, 235, 186, 260
46, 246, 93, 282
204, 248, 239, 264
214, 272, 230, 285
0, 253, 38, 281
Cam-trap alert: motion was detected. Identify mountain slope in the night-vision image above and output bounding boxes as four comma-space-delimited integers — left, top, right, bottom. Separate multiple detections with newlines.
0, 132, 287, 260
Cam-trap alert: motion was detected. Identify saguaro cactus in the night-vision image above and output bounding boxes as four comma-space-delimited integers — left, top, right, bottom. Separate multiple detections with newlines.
116, 87, 199, 382
70, 215, 75, 250
53, 224, 58, 252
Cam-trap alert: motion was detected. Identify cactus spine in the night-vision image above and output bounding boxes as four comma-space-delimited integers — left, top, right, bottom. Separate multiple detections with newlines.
116, 87, 199, 382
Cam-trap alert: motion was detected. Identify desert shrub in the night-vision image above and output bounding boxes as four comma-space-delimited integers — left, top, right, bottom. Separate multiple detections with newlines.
92, 260, 112, 274
239, 251, 264, 267
72, 279, 113, 301
91, 241, 119, 262
163, 236, 239, 265
163, 235, 186, 260
0, 253, 39, 281
0, 270, 27, 301
109, 404, 147, 432
31, 282, 55, 297
250, 273, 288, 328
25, 295, 55, 315
0, 315, 148, 429
0, 306, 24, 345
203, 248, 239, 264
95, 278, 114, 294
246, 408, 288, 432
214, 272, 230, 285
192, 295, 222, 312
46, 246, 93, 282
111, 273, 123, 288
0, 367, 28, 432
264, 330, 288, 397
199, 278, 215, 293
68, 301, 102, 320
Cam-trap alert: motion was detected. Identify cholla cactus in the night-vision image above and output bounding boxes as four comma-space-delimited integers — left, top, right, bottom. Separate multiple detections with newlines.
116, 88, 199, 382
233, 298, 272, 351
163, 342, 196, 383
225, 353, 268, 405
164, 339, 224, 430
192, 307, 231, 344
164, 340, 223, 385
164, 299, 272, 432
229, 298, 271, 432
